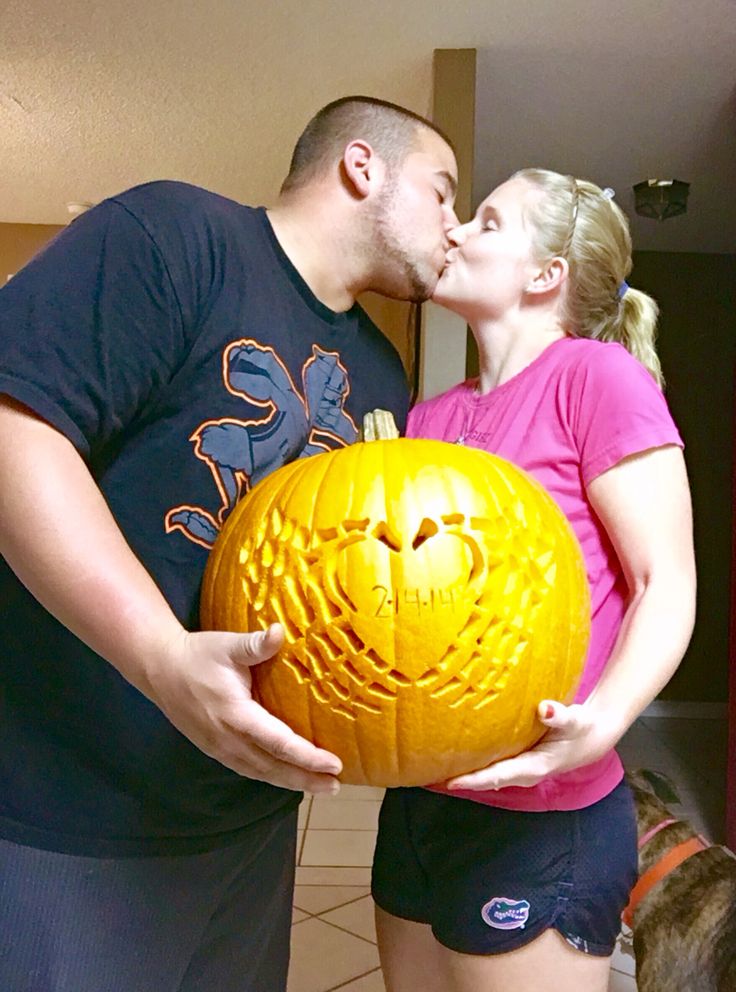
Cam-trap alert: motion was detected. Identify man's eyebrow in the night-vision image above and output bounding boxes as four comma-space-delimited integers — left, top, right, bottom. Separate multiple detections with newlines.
437, 171, 458, 197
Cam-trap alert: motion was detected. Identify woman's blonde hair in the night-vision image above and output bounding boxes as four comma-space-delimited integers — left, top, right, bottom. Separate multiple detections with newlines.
513, 168, 663, 386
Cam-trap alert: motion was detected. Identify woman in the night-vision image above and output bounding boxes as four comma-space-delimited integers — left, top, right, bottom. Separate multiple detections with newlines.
371, 170, 696, 992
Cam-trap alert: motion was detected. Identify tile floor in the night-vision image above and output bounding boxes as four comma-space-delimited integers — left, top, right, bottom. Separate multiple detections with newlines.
287, 712, 729, 992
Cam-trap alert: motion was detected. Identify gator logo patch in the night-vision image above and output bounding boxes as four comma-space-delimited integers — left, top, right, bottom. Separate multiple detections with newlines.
481, 896, 530, 930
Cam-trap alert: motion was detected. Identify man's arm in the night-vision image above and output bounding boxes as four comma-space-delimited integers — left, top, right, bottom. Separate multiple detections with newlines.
0, 394, 341, 793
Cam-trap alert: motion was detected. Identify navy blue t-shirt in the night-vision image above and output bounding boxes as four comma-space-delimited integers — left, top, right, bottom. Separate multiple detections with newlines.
0, 180, 409, 855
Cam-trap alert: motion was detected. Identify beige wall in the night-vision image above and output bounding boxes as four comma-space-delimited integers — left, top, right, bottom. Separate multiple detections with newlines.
416, 49, 476, 401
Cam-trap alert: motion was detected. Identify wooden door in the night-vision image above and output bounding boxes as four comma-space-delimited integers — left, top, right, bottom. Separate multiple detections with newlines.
728, 368, 736, 851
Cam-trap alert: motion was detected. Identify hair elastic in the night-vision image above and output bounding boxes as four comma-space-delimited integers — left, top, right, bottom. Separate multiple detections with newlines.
618, 281, 629, 298
602, 187, 616, 200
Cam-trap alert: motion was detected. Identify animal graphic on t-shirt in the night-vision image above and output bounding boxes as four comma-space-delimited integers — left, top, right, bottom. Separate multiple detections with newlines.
165, 339, 357, 549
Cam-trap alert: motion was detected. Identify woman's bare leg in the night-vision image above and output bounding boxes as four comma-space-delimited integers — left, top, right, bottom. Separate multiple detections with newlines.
376, 906, 611, 992
442, 929, 611, 992
375, 905, 448, 992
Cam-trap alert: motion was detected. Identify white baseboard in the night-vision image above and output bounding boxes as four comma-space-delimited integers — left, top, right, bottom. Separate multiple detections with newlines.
642, 700, 728, 719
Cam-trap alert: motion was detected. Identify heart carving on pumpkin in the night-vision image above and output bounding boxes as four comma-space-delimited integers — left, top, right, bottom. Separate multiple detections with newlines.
320, 520, 489, 681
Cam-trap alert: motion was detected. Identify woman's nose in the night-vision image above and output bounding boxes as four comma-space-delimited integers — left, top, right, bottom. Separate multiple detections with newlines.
447, 222, 469, 246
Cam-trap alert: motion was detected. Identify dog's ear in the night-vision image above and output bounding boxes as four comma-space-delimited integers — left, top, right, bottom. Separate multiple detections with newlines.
637, 768, 681, 804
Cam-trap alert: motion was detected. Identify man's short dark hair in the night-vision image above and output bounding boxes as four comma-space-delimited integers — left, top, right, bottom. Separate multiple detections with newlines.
281, 96, 453, 194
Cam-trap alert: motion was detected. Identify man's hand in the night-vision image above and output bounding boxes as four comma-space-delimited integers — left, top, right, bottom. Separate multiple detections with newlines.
149, 622, 343, 794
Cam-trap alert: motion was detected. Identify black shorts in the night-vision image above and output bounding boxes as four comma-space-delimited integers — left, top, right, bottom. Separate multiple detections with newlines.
372, 780, 637, 957
0, 806, 297, 992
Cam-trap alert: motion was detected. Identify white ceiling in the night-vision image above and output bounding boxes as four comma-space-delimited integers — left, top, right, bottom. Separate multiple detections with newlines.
1, 0, 735, 253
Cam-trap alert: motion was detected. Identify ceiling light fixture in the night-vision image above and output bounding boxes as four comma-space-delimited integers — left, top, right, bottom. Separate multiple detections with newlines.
66, 201, 94, 222
632, 179, 690, 221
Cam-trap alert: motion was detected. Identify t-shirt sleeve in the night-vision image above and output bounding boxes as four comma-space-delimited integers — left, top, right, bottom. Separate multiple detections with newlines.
0, 199, 187, 460
405, 402, 425, 437
569, 343, 683, 486
406, 385, 464, 440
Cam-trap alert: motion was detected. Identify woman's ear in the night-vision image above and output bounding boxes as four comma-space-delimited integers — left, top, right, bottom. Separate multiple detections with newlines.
525, 256, 568, 295
342, 140, 380, 198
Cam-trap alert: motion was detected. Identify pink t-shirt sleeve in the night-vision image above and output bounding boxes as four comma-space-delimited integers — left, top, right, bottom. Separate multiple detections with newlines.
405, 405, 421, 437
568, 343, 683, 486
406, 381, 467, 442
406, 395, 437, 438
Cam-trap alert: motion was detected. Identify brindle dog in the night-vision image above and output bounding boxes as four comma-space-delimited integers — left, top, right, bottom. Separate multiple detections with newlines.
625, 770, 736, 992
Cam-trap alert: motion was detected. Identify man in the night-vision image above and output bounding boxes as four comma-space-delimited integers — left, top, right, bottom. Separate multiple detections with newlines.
0, 96, 458, 991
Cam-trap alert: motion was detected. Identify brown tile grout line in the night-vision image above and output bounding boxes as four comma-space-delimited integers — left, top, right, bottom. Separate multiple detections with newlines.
296, 830, 309, 865
325, 967, 384, 991
296, 797, 313, 864
294, 878, 373, 883
291, 913, 377, 947
325, 966, 385, 991
297, 864, 375, 869
292, 893, 374, 917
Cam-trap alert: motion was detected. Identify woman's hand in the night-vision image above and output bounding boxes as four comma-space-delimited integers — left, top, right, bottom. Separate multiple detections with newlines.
443, 698, 618, 792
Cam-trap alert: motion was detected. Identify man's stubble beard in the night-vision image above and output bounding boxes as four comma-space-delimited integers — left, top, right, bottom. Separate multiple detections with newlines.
366, 183, 437, 304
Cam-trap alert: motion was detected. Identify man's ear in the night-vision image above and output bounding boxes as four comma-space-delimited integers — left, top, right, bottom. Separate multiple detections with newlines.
342, 140, 381, 198
525, 256, 568, 295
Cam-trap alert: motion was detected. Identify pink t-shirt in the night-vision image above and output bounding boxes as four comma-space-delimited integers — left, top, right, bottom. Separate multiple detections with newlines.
408, 336, 683, 811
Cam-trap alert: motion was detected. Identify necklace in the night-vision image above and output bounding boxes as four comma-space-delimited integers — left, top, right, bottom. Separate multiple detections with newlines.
454, 387, 482, 445
455, 417, 471, 445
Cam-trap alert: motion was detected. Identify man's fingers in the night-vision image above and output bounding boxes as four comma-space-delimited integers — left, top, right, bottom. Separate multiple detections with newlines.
199, 707, 343, 792
216, 714, 342, 793
233, 623, 285, 667
233, 700, 343, 776
226, 745, 341, 794
171, 627, 345, 791
226, 630, 343, 776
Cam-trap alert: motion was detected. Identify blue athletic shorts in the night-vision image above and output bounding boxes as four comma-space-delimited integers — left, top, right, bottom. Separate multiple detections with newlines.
372, 779, 637, 957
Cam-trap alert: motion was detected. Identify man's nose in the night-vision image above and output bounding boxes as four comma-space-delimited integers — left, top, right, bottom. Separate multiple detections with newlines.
442, 203, 460, 232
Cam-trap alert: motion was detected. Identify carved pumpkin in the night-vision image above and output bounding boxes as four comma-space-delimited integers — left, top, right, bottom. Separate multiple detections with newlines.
200, 434, 590, 787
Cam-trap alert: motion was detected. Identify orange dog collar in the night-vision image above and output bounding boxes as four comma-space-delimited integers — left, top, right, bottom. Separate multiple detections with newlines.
622, 834, 709, 928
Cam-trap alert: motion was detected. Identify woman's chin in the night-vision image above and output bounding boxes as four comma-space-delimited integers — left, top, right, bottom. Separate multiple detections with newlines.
431, 283, 462, 311
430, 276, 453, 306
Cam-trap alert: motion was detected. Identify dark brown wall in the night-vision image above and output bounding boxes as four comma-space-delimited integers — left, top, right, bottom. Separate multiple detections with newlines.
632, 251, 736, 701
0, 223, 64, 283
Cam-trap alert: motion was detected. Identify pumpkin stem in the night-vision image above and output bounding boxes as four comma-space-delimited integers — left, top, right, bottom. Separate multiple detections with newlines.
360, 408, 400, 442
